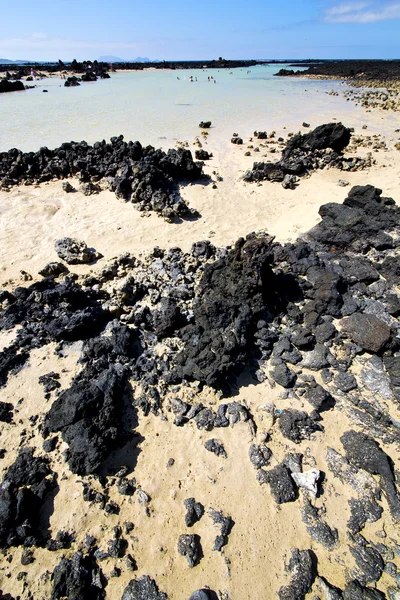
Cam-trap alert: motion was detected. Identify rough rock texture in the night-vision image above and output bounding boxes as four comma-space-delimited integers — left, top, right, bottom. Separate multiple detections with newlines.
209, 509, 234, 551
121, 576, 168, 600
184, 498, 204, 527
249, 444, 272, 469
307, 185, 400, 252
278, 549, 317, 600
51, 552, 105, 600
177, 534, 202, 567
1, 180, 400, 597
279, 410, 322, 443
259, 464, 297, 504
243, 123, 368, 187
55, 237, 100, 265
204, 439, 227, 458
173, 232, 291, 388
0, 448, 57, 548
340, 313, 391, 353
45, 324, 141, 475
341, 431, 400, 521
0, 137, 203, 221
301, 498, 338, 549
343, 580, 386, 600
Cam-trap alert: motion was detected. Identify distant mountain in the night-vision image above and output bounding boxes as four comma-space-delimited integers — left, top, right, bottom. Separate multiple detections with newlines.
0, 58, 31, 64
98, 55, 161, 63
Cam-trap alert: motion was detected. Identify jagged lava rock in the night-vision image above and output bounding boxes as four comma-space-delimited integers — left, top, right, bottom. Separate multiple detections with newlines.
307, 185, 399, 252
340, 313, 391, 353
282, 122, 351, 157
259, 464, 297, 504
278, 549, 317, 600
341, 430, 400, 521
173, 232, 290, 388
45, 367, 129, 475
177, 534, 202, 567
51, 552, 105, 600
55, 237, 99, 265
184, 498, 204, 527
122, 576, 168, 600
0, 448, 57, 548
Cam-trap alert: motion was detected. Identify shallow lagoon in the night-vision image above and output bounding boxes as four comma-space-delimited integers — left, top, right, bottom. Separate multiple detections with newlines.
0, 63, 365, 152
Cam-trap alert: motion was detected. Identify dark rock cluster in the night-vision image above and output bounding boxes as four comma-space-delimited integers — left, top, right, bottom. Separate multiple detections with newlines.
0, 136, 204, 221
244, 122, 371, 185
51, 551, 105, 599
275, 59, 400, 83
0, 79, 25, 93
0, 448, 57, 548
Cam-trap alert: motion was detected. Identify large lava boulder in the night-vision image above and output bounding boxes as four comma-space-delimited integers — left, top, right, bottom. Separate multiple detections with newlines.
0, 79, 25, 93
173, 233, 284, 387
282, 122, 351, 159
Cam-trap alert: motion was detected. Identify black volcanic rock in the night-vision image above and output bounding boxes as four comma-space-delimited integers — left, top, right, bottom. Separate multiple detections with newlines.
122, 576, 168, 600
177, 533, 202, 567
0, 137, 203, 221
173, 233, 287, 388
51, 552, 105, 600
275, 59, 400, 82
244, 122, 353, 185
0, 448, 57, 548
307, 185, 400, 252
259, 464, 297, 504
279, 409, 322, 443
64, 76, 80, 87
0, 402, 13, 423
0, 79, 24, 93
55, 237, 100, 265
282, 123, 351, 157
341, 430, 400, 521
45, 324, 141, 475
209, 508, 234, 551
340, 313, 391, 353
184, 498, 204, 527
278, 549, 317, 600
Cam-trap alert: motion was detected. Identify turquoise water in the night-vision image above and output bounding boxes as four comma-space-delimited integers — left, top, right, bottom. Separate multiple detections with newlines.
0, 64, 375, 152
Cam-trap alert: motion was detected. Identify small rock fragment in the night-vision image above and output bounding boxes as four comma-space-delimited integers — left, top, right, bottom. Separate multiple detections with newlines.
204, 439, 227, 458
177, 534, 202, 568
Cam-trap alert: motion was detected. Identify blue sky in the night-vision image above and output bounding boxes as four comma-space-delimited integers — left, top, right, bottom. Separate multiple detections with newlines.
1, 0, 399, 61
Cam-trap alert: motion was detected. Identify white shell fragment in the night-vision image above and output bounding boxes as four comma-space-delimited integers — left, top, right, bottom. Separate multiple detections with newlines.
291, 468, 320, 496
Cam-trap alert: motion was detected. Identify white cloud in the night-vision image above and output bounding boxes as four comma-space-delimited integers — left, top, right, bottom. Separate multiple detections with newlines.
324, 1, 400, 22
328, 2, 371, 17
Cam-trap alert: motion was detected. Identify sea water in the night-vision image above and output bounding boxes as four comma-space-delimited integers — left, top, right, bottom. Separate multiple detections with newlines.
0, 63, 392, 152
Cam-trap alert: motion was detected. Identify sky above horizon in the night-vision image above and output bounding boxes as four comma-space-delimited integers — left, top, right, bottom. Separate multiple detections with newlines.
1, 0, 399, 61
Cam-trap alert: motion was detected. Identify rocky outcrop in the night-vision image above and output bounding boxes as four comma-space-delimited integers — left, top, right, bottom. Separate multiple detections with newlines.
0, 137, 203, 221
121, 576, 168, 600
51, 552, 105, 599
244, 123, 372, 186
0, 448, 57, 548
0, 79, 24, 93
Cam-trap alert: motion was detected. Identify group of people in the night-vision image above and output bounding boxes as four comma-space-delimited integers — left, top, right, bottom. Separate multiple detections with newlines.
181, 75, 217, 83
